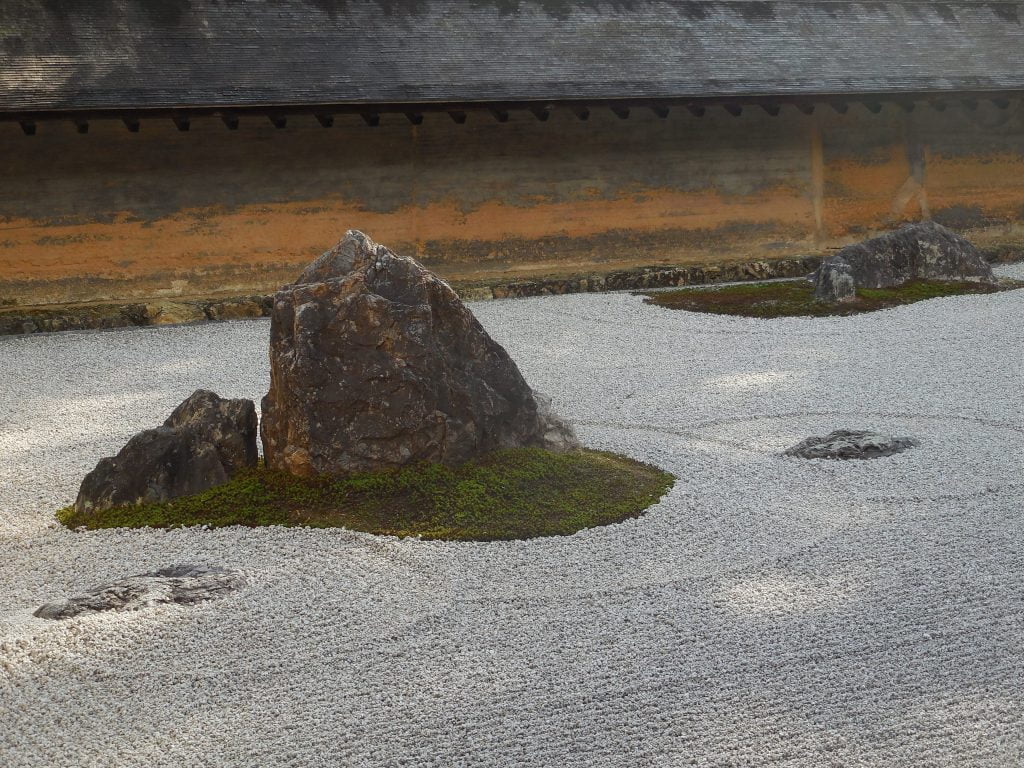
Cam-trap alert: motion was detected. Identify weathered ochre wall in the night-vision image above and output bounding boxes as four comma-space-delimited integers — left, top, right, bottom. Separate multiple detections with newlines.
1, 101, 1022, 306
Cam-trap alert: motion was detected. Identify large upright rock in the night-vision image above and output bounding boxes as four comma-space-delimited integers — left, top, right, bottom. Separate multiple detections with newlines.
74, 390, 258, 513
261, 230, 577, 476
813, 221, 996, 302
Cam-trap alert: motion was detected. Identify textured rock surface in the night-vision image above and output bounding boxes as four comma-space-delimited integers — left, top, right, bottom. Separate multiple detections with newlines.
813, 259, 856, 303
206, 297, 268, 321
783, 429, 919, 460
33, 565, 245, 620
74, 389, 257, 513
164, 389, 259, 475
145, 301, 207, 325
813, 221, 996, 302
261, 230, 577, 476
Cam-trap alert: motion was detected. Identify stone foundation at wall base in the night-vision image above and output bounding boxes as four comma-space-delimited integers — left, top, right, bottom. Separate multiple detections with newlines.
0, 296, 274, 336
0, 256, 822, 336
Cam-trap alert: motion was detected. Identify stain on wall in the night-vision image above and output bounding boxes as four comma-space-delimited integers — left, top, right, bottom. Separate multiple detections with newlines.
818, 101, 1024, 239
0, 101, 1022, 306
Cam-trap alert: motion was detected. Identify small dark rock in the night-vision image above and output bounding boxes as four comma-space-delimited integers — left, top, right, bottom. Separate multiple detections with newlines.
33, 565, 245, 620
783, 430, 919, 460
74, 390, 258, 514
813, 221, 996, 302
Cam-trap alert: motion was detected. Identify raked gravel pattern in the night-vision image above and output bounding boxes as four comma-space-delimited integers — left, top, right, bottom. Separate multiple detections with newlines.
2, 267, 1024, 767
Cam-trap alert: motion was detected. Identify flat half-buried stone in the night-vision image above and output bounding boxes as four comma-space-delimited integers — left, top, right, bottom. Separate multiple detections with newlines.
783, 430, 919, 460
33, 565, 246, 620
261, 230, 578, 476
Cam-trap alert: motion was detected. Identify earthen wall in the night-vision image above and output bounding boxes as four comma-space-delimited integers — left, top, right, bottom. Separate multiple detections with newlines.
1, 102, 1021, 306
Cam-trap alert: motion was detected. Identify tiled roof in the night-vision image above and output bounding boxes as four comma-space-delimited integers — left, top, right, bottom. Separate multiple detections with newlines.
3, 1, 1024, 112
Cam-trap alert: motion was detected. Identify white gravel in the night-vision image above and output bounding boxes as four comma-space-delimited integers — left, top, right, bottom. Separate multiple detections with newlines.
2, 270, 1023, 767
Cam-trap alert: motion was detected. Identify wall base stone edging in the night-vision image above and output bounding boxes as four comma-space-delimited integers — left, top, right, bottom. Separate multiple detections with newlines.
3, 256, 821, 336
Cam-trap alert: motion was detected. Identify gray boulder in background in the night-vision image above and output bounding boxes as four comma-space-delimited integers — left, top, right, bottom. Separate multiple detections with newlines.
783, 430, 919, 460
74, 390, 258, 514
261, 230, 579, 477
813, 221, 996, 302
34, 565, 245, 620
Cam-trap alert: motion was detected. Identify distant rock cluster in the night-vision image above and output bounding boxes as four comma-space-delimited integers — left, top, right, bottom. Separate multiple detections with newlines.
73, 230, 578, 512
813, 221, 997, 303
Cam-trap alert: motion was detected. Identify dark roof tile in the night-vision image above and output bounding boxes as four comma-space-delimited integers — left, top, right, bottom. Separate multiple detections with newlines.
3, 0, 1024, 112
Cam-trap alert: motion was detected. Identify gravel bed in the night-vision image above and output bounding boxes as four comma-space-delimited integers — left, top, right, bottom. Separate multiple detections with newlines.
1, 274, 1023, 767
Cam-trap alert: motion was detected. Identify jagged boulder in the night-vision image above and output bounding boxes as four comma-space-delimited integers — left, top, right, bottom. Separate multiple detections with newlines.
74, 390, 258, 513
34, 565, 245, 620
261, 230, 578, 476
813, 221, 996, 302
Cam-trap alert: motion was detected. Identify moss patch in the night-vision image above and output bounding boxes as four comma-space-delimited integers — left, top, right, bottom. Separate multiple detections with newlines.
58, 448, 675, 541
643, 279, 1022, 318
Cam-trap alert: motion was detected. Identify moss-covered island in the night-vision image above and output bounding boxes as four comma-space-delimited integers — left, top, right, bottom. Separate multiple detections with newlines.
643, 278, 1022, 318
59, 448, 675, 541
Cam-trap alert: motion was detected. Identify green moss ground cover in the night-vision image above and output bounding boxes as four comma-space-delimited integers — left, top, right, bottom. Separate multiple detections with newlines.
58, 448, 675, 541
643, 279, 1021, 318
